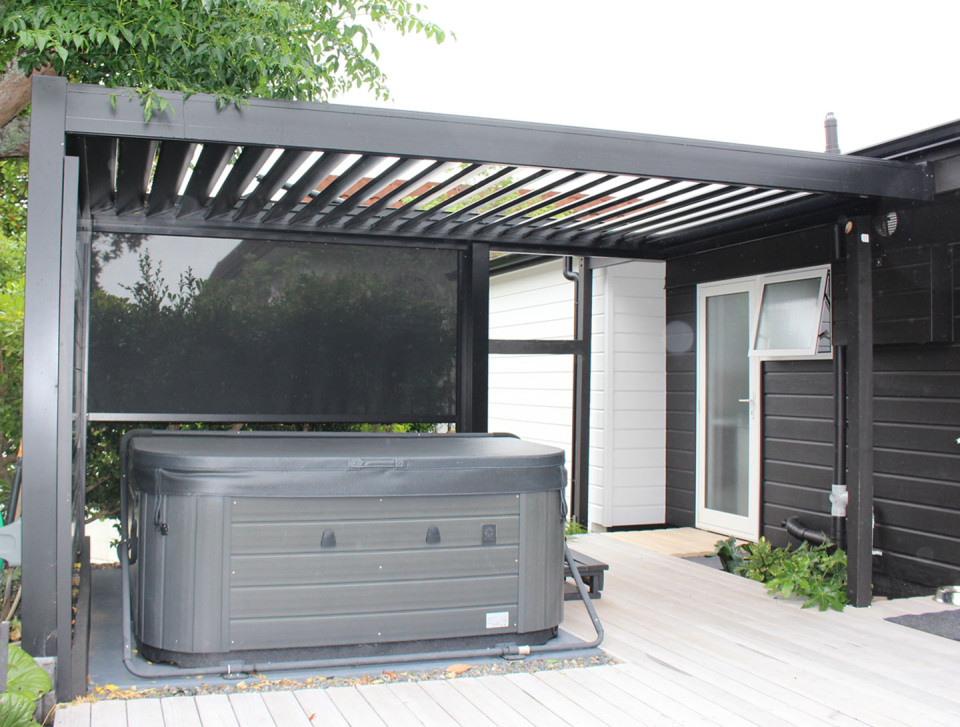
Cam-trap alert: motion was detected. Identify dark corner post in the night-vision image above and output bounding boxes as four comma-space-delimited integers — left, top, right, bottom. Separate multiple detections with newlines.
457, 243, 489, 432
22, 77, 69, 664
572, 258, 593, 527
844, 217, 874, 607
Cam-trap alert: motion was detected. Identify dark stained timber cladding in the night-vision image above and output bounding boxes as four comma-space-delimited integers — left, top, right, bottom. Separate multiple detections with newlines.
873, 343, 960, 587
665, 285, 696, 526
762, 360, 834, 547
871, 194, 958, 345
665, 226, 833, 289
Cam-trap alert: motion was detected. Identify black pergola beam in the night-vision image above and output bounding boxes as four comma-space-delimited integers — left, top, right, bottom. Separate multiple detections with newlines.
58, 79, 934, 202
82, 212, 662, 259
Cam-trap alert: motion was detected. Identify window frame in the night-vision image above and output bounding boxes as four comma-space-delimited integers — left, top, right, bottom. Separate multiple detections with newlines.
749, 265, 832, 361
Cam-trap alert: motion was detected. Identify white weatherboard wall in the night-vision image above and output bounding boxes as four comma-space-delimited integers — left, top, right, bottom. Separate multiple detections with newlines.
488, 257, 666, 530
590, 260, 666, 528
488, 259, 574, 501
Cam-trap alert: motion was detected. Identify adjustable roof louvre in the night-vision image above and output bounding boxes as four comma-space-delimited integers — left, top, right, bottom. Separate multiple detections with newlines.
114, 138, 157, 215
79, 136, 117, 214
588, 184, 745, 242
444, 169, 557, 235
146, 140, 195, 217
232, 149, 311, 221
418, 167, 528, 234
177, 143, 237, 218
372, 163, 487, 230
517, 176, 648, 238
635, 190, 809, 240
316, 157, 412, 227
612, 187, 778, 242
290, 155, 385, 225
410, 166, 520, 233
342, 159, 447, 229
542, 179, 679, 241
62, 81, 936, 256
205, 146, 274, 219
490, 174, 618, 238
261, 152, 348, 223
549, 180, 706, 242
472, 172, 584, 237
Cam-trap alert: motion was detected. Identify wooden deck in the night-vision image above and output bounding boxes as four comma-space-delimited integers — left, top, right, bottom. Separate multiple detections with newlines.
55, 533, 960, 725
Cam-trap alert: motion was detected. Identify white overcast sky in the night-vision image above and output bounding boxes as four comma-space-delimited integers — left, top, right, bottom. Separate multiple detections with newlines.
336, 0, 959, 154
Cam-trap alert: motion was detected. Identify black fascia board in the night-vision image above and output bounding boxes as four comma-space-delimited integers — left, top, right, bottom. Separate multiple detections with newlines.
56, 78, 934, 202
852, 119, 960, 161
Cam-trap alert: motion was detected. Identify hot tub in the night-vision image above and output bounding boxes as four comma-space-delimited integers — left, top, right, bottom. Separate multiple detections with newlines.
123, 431, 565, 667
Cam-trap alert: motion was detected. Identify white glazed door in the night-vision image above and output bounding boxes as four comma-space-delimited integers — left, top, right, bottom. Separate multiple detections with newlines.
696, 279, 760, 540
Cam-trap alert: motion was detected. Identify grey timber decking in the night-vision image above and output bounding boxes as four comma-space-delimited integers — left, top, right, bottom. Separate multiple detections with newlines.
55, 533, 960, 725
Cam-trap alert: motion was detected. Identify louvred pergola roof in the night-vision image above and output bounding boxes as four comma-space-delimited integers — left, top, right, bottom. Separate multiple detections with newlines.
64, 82, 934, 257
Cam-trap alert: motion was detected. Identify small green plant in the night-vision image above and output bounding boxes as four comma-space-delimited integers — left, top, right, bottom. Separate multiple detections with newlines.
0, 644, 51, 727
763, 542, 847, 612
564, 520, 587, 540
714, 537, 848, 611
738, 537, 781, 583
713, 536, 745, 574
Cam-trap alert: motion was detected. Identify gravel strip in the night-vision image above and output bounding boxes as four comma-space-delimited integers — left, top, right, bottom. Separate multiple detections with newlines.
76, 653, 616, 702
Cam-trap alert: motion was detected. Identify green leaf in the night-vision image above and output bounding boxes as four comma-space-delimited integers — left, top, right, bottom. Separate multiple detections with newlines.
0, 693, 38, 727
6, 645, 51, 700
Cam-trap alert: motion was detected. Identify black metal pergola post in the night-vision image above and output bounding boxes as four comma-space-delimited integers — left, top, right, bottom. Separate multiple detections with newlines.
845, 217, 875, 607
457, 243, 490, 433
22, 77, 81, 697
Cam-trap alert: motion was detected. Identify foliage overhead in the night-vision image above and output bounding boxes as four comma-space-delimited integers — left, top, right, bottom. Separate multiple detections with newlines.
0, 0, 449, 150
5, 0, 446, 99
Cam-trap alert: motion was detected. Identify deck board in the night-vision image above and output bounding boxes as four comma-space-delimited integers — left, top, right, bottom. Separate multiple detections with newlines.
193, 695, 240, 727
386, 683, 460, 726
125, 699, 165, 727
356, 683, 425, 726
159, 697, 202, 727
227, 693, 275, 727
444, 676, 533, 727
55, 701, 91, 727
325, 685, 388, 726
292, 688, 349, 726
54, 533, 960, 726
260, 691, 314, 727
416, 679, 496, 727
528, 668, 639, 726
89, 699, 127, 727
459, 676, 562, 727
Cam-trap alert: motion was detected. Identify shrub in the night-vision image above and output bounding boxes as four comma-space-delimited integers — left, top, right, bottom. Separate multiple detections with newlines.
715, 536, 848, 612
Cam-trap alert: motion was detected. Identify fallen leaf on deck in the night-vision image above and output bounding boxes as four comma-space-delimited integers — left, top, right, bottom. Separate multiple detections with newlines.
445, 664, 473, 675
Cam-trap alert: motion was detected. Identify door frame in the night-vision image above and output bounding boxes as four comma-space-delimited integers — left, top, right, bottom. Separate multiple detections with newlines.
695, 265, 832, 541
695, 276, 762, 540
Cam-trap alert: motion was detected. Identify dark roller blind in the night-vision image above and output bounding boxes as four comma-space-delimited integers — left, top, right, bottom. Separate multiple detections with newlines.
88, 234, 458, 421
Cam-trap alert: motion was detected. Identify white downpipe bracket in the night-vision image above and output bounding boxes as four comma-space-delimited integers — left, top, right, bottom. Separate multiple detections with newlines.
829, 485, 848, 517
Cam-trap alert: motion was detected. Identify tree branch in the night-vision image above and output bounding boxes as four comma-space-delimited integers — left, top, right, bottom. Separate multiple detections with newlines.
0, 116, 30, 159
0, 55, 55, 159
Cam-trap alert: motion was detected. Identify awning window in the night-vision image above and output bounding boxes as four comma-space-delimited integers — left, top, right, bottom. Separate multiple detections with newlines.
751, 267, 830, 358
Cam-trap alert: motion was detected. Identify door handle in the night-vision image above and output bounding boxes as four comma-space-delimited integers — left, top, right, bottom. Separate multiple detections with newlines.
738, 398, 750, 403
